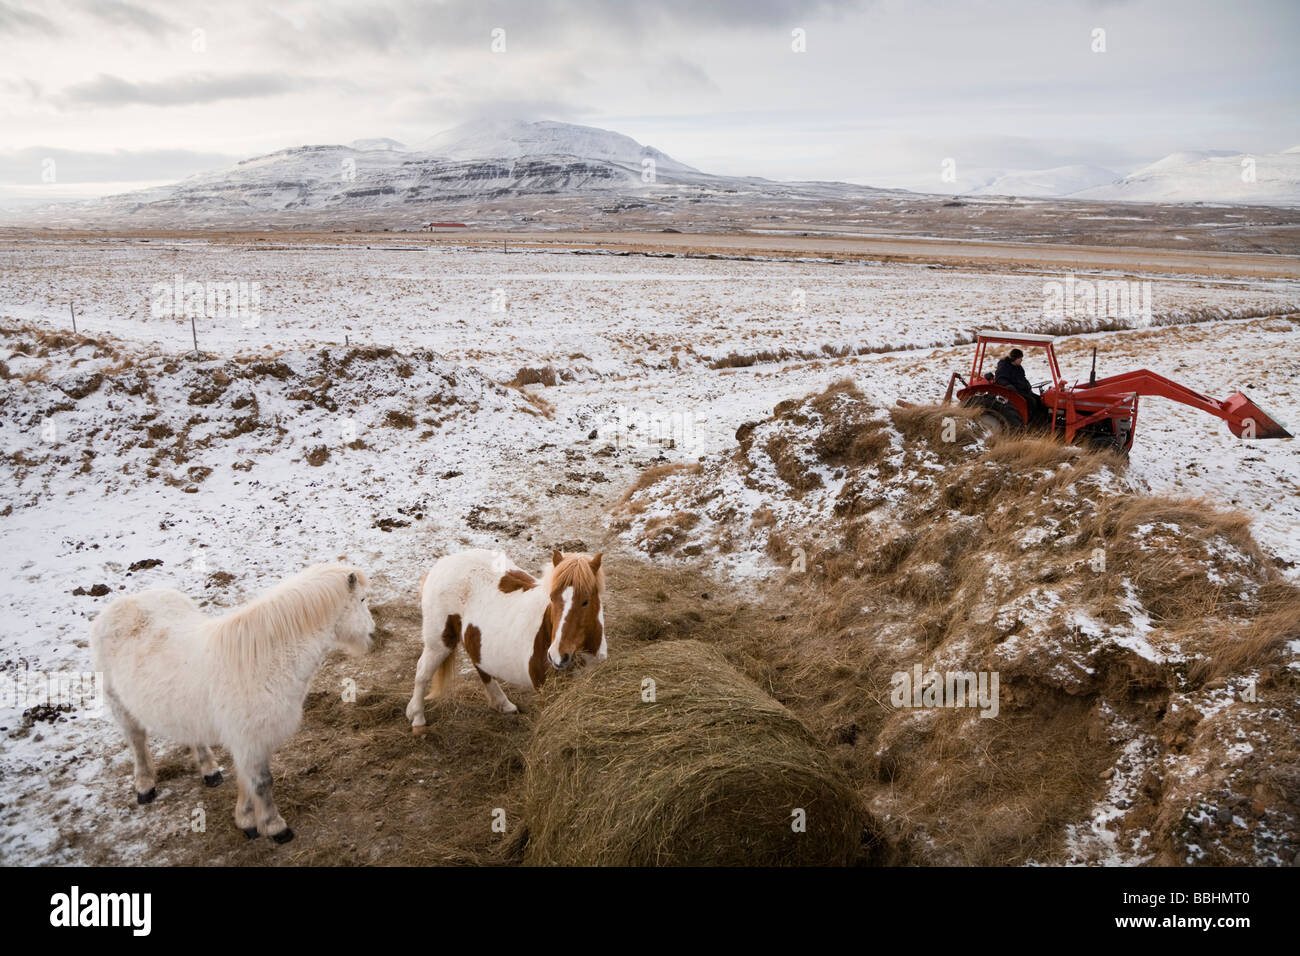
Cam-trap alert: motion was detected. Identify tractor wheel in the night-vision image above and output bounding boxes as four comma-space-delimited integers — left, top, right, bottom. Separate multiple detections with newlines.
963, 396, 1023, 436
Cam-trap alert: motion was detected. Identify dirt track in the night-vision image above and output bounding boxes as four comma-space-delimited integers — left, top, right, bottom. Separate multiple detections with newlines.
439, 230, 1300, 278
4, 228, 1296, 279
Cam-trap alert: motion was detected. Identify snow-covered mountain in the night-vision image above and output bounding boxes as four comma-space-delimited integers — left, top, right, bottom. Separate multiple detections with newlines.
420, 118, 698, 174
101, 119, 704, 212
875, 162, 1120, 199
5, 121, 1297, 229
965, 164, 1120, 198
1132, 149, 1239, 171
349, 137, 406, 151
1072, 148, 1300, 205
6, 119, 898, 228
879, 149, 1300, 205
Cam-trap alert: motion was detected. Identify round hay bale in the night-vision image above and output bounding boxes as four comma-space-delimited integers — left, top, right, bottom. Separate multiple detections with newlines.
522, 640, 870, 865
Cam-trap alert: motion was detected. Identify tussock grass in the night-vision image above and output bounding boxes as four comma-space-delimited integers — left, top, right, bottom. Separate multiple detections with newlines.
613, 462, 701, 514
508, 365, 559, 387
614, 379, 1300, 864
1193, 585, 1300, 682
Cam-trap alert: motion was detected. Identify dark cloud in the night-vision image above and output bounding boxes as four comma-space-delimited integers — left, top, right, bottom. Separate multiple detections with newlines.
80, 0, 177, 37
426, 0, 866, 32
0, 146, 238, 182
653, 56, 720, 94
270, 4, 406, 55
0, 0, 61, 36
390, 89, 590, 130
56, 72, 323, 108
273, 0, 868, 57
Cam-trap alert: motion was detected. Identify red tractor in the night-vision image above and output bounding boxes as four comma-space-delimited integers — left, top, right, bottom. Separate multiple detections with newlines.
943, 330, 1292, 453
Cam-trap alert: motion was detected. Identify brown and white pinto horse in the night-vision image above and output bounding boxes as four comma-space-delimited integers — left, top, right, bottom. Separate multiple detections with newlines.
405, 548, 606, 733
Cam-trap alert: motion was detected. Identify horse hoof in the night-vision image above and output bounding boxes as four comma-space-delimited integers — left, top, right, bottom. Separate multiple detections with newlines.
412, 724, 427, 737
272, 828, 295, 845
243, 826, 260, 839
203, 771, 223, 788
136, 788, 156, 805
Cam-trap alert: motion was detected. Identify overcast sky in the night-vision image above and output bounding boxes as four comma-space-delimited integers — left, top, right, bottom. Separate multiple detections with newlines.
1, 0, 1297, 195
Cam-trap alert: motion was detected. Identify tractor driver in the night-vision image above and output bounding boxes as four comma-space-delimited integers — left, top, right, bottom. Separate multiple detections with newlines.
995, 348, 1044, 419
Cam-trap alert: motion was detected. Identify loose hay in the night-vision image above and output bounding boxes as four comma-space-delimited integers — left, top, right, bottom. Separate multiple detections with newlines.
613, 380, 1300, 865
522, 640, 872, 866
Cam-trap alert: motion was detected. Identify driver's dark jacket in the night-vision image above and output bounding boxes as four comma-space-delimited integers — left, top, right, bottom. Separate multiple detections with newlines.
994, 358, 1034, 401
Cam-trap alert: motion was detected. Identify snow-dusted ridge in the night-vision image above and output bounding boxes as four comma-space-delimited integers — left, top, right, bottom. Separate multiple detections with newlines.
4, 120, 753, 227
419, 118, 699, 174
1072, 147, 1300, 205
4, 121, 1298, 229
966, 164, 1121, 199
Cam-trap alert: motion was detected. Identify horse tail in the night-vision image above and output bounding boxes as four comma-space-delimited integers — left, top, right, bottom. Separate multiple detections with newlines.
427, 650, 456, 699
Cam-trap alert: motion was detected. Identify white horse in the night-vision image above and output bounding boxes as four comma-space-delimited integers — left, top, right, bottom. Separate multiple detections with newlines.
406, 549, 606, 734
90, 562, 375, 843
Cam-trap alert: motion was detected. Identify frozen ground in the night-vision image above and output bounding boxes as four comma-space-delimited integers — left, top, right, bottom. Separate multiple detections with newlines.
0, 238, 1296, 864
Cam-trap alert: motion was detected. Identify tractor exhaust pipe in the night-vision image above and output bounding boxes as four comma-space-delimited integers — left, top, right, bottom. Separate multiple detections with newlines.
1089, 347, 1097, 388
1223, 392, 1293, 439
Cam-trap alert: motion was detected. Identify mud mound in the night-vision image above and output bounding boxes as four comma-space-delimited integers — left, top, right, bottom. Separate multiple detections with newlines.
614, 379, 1300, 865
522, 640, 872, 866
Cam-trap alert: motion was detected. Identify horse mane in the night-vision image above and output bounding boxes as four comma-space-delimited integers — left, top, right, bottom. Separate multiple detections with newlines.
210, 563, 366, 668
550, 554, 603, 596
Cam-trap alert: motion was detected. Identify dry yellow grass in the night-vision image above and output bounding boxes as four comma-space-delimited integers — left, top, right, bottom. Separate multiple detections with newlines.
614, 381, 1300, 864
522, 640, 871, 866
612, 461, 702, 514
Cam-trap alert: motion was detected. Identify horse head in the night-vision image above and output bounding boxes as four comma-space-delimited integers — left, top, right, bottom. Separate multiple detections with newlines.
545, 550, 605, 671
334, 566, 376, 655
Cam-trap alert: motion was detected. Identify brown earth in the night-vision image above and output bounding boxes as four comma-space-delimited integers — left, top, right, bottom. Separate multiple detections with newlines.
1, 227, 1297, 277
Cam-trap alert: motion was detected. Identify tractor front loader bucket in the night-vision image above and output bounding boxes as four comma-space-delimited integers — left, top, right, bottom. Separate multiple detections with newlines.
1223, 392, 1293, 439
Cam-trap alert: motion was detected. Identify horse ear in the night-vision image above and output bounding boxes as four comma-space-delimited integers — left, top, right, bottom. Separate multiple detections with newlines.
589, 552, 603, 573
347, 572, 357, 591
552, 549, 563, 567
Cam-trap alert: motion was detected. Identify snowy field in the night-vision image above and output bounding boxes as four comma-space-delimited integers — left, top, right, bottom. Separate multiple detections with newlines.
1, 238, 1297, 864
4, 238, 1299, 378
